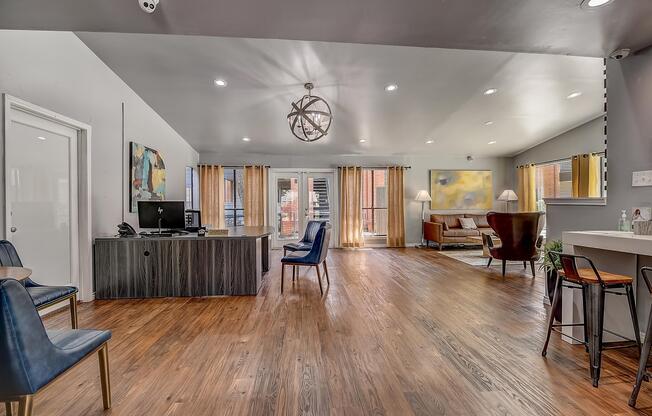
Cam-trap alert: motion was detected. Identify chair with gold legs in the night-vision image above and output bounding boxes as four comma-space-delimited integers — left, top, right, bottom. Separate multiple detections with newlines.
0, 240, 79, 328
0, 279, 111, 416
281, 227, 331, 295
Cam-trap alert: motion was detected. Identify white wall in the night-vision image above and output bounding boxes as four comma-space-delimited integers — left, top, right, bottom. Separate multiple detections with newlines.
200, 152, 511, 245
0, 30, 199, 236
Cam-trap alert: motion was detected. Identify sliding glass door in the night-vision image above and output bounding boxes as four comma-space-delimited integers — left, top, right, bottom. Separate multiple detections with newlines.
270, 169, 337, 249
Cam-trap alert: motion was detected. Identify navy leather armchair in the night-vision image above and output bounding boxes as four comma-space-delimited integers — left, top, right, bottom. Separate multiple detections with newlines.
281, 227, 331, 295
0, 240, 79, 328
0, 279, 111, 416
283, 220, 329, 256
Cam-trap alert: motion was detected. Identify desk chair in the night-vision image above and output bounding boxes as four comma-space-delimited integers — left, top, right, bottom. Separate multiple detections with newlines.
0, 240, 79, 328
281, 227, 331, 295
0, 279, 111, 416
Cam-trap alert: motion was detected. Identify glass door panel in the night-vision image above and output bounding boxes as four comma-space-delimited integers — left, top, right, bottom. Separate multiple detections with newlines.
271, 170, 337, 249
276, 175, 300, 241
306, 175, 331, 223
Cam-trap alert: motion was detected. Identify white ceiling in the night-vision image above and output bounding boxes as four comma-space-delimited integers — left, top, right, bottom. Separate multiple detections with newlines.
77, 33, 604, 157
3, 0, 652, 57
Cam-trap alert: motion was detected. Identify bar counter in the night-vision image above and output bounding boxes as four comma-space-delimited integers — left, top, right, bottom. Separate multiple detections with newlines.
562, 231, 652, 344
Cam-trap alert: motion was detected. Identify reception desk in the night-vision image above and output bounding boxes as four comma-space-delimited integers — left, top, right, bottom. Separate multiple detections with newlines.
94, 226, 273, 299
562, 231, 652, 343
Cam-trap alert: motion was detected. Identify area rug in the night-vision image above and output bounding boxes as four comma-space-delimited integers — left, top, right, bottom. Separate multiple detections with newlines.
440, 249, 544, 274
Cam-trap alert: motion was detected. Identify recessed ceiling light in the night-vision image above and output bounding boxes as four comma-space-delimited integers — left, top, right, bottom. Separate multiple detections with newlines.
488, 140, 497, 145
242, 137, 251, 142
426, 139, 434, 144
484, 121, 494, 126
484, 88, 498, 95
583, 0, 612, 7
359, 139, 367, 143
385, 84, 398, 92
37, 136, 47, 141
567, 91, 583, 99
214, 79, 228, 87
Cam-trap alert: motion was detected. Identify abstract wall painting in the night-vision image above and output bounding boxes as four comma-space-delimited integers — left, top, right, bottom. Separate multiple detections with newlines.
130, 142, 166, 212
430, 170, 493, 210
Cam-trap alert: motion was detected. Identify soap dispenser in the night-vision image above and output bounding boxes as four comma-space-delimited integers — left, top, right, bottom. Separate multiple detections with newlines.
618, 209, 630, 232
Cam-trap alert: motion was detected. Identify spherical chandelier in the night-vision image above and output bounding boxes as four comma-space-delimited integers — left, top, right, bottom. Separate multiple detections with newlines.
287, 82, 333, 143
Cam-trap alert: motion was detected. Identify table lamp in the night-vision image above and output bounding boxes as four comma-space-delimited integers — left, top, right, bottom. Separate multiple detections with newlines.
498, 189, 518, 212
415, 190, 432, 246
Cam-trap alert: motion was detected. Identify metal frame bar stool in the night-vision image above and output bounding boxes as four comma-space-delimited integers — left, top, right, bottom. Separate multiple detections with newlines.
630, 266, 652, 407
542, 252, 641, 387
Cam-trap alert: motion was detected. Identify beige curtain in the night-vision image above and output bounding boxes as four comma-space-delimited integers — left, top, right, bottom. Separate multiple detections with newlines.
339, 166, 364, 248
517, 164, 537, 212
572, 153, 600, 198
244, 165, 268, 226
387, 166, 406, 247
199, 165, 225, 229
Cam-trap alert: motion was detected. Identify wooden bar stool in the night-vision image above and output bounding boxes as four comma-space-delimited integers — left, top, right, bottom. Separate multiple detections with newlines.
630, 266, 652, 407
542, 252, 641, 387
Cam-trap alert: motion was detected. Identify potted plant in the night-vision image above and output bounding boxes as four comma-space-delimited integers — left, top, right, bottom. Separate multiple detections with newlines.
541, 239, 563, 321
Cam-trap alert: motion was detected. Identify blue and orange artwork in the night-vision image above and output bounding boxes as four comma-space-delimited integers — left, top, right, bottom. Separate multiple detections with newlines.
130, 142, 166, 212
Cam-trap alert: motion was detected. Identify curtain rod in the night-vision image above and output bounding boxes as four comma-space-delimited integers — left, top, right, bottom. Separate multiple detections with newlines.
198, 164, 271, 168
341, 166, 412, 169
533, 151, 606, 167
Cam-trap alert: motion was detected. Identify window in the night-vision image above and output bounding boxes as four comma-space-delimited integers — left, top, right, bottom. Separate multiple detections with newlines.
535, 155, 606, 212
184, 166, 199, 210
224, 168, 245, 226
362, 169, 387, 236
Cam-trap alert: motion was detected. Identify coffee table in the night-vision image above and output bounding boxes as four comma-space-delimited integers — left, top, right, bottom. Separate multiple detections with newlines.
468, 234, 501, 258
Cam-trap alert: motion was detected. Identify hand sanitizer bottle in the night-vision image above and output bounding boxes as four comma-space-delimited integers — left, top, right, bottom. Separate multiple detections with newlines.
618, 210, 630, 232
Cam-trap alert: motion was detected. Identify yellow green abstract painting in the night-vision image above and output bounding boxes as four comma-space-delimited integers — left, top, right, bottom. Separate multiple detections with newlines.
430, 170, 493, 210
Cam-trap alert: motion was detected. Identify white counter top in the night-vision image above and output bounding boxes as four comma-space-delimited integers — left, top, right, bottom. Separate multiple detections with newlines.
563, 230, 652, 256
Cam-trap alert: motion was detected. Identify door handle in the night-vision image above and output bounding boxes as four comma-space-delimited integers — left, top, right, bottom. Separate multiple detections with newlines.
10, 227, 17, 233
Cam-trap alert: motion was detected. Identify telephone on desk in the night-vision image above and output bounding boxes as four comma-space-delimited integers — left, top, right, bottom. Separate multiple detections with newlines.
117, 222, 137, 237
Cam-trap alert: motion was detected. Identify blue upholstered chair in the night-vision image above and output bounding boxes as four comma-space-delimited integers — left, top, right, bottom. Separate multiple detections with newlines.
0, 240, 79, 328
0, 279, 112, 416
281, 227, 331, 295
282, 220, 329, 256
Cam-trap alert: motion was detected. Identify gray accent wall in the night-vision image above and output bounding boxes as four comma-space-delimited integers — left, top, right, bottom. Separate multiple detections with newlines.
546, 49, 652, 241
512, 116, 605, 169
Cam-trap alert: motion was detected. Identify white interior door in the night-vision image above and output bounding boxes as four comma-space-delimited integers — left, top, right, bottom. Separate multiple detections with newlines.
5, 107, 79, 288
270, 169, 337, 249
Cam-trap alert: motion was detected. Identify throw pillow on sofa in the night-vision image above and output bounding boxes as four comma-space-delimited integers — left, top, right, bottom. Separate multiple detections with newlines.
459, 217, 478, 230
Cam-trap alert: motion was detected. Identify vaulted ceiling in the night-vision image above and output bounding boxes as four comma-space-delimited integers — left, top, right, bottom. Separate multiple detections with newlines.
2, 0, 652, 57
76, 33, 604, 156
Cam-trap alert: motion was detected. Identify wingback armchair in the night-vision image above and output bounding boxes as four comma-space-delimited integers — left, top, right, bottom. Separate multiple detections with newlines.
0, 279, 111, 416
486, 211, 543, 277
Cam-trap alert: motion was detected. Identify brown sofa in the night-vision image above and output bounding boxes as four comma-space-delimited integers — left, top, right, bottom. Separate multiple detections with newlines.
423, 213, 493, 250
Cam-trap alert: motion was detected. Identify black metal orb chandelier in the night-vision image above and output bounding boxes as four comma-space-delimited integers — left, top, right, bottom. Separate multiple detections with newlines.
287, 82, 333, 143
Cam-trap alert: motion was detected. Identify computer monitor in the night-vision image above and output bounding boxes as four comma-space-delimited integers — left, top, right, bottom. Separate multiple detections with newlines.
137, 201, 186, 230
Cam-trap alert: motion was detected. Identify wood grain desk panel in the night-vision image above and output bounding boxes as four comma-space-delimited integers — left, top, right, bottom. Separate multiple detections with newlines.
94, 230, 271, 299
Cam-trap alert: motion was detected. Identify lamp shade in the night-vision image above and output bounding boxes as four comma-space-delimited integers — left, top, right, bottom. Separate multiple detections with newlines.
415, 190, 432, 202
498, 189, 518, 201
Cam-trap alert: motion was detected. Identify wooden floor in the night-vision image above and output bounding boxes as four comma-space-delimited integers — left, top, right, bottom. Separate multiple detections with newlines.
8, 248, 652, 415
